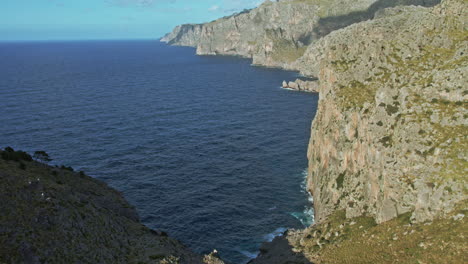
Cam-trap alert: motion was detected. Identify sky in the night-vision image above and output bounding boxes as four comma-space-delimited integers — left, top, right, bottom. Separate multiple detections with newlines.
0, 0, 264, 41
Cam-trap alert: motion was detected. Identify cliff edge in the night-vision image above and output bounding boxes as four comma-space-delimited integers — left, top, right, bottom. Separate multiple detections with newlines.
288, 0, 467, 262
161, 0, 440, 70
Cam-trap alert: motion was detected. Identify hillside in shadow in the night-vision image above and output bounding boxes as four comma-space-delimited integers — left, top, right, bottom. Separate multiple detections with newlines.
310, 0, 441, 41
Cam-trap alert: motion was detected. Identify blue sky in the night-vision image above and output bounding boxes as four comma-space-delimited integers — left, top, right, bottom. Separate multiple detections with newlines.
1, 0, 264, 41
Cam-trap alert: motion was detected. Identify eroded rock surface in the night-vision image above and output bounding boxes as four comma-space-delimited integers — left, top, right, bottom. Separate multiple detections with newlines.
162, 0, 441, 69
305, 0, 467, 224
283, 79, 320, 92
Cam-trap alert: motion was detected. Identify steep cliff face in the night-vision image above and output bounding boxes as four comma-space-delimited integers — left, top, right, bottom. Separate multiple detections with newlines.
162, 0, 440, 69
163, 1, 321, 68
305, 0, 467, 224
251, 1, 467, 262
161, 24, 204, 47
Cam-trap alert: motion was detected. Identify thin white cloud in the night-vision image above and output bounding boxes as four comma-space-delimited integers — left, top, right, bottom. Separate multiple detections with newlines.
160, 7, 193, 13
208, 5, 220, 12
106, 0, 167, 7
218, 0, 264, 13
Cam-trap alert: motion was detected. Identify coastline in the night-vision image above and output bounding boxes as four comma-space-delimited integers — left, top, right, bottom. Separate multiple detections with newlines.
159, 40, 317, 263
161, 0, 467, 263
1, 0, 466, 263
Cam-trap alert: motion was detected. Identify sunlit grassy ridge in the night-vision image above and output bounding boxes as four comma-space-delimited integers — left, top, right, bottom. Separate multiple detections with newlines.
291, 201, 467, 263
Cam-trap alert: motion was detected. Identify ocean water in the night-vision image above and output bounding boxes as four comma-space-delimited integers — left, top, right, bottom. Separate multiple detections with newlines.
0, 40, 318, 263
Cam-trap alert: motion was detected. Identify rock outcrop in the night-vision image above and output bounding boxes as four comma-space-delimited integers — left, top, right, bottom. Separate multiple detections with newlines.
282, 79, 319, 92
0, 148, 224, 264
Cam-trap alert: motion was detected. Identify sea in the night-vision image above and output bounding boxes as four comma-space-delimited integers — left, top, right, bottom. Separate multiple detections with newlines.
0, 40, 318, 263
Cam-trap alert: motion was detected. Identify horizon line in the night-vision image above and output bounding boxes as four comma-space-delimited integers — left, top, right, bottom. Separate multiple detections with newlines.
0, 37, 163, 43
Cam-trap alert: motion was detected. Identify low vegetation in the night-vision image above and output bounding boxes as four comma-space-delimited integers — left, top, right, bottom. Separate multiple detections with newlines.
292, 202, 468, 264
0, 147, 204, 263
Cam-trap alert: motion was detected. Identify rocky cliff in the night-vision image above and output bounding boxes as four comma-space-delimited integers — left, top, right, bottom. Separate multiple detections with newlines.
0, 148, 223, 264
162, 0, 440, 69
164, 0, 467, 263
305, 0, 467, 225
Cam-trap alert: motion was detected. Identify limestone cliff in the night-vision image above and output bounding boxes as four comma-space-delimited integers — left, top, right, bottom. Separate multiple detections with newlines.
162, 0, 440, 69
255, 0, 467, 262
305, 0, 467, 225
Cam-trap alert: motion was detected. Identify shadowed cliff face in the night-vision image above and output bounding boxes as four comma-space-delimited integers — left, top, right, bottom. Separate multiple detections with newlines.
247, 233, 311, 264
312, 0, 440, 39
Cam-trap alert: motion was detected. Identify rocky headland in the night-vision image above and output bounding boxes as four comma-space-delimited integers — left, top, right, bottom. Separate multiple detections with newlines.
161, 0, 442, 93
163, 0, 467, 263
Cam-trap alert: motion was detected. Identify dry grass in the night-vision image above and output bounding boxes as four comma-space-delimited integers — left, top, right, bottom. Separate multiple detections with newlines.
295, 202, 468, 264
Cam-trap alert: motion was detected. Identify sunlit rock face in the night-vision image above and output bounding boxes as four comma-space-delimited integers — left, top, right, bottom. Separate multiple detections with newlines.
162, 0, 441, 70
305, 0, 467, 224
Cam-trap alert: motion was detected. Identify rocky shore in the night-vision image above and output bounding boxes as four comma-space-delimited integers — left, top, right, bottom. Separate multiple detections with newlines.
282, 79, 319, 93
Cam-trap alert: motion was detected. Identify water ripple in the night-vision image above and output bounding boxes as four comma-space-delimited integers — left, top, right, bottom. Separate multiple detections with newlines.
0, 40, 318, 264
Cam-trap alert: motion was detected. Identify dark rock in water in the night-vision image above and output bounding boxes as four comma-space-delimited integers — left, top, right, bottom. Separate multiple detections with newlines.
248, 234, 312, 264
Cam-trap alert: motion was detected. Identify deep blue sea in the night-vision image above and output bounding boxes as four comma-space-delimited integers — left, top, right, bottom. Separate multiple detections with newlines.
0, 40, 318, 263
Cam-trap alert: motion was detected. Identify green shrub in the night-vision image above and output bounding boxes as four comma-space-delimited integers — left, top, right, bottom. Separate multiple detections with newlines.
1, 147, 33, 162
33, 150, 52, 163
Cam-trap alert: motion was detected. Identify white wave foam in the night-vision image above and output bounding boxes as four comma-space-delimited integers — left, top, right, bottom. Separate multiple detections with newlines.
263, 227, 287, 242
295, 168, 315, 226
300, 168, 309, 193
280, 86, 296, 91
239, 250, 259, 259
268, 206, 277, 211
290, 208, 314, 227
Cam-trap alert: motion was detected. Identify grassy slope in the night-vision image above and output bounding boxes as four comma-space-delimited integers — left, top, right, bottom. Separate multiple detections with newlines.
0, 152, 203, 264
291, 202, 467, 263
